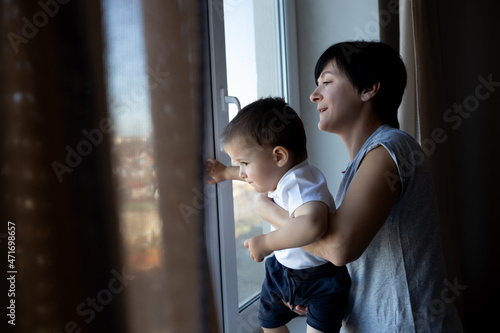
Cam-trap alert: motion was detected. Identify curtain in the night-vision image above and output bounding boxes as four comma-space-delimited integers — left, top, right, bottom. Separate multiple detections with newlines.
379, 0, 463, 319
129, 0, 219, 332
0, 1, 125, 332
0, 0, 217, 332
398, 0, 419, 139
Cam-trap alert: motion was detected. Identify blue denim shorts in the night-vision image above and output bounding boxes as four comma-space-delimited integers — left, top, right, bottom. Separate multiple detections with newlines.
258, 255, 350, 332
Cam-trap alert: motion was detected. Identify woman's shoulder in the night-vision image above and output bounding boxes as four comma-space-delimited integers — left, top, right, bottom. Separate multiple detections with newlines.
371, 125, 415, 143
365, 125, 420, 156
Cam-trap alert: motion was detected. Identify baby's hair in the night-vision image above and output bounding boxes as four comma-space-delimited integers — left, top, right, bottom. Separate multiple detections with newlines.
220, 97, 307, 163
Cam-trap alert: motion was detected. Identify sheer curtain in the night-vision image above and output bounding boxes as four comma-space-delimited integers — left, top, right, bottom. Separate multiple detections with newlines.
379, 0, 463, 316
0, 1, 216, 332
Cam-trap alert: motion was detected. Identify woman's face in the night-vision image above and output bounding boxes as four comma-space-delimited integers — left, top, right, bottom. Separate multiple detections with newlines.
309, 61, 363, 134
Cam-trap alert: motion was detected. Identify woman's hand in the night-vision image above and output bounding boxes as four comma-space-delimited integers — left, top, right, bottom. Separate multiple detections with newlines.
255, 193, 274, 219
244, 234, 273, 262
283, 301, 308, 316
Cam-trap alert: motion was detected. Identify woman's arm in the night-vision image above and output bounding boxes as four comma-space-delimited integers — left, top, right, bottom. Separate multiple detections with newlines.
244, 201, 328, 262
256, 146, 401, 266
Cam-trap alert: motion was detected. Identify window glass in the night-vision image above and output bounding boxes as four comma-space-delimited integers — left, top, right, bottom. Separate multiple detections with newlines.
223, 0, 285, 307
103, 0, 162, 273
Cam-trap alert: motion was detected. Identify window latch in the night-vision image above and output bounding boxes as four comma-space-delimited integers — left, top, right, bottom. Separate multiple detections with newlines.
220, 88, 241, 113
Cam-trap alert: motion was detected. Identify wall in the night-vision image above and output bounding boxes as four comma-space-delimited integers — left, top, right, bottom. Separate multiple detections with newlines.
288, 0, 379, 331
294, 0, 379, 193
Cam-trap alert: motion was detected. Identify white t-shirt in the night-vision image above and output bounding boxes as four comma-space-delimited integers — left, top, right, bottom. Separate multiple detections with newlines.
267, 160, 335, 269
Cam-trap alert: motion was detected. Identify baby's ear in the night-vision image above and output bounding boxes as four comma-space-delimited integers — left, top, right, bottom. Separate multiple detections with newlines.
273, 146, 289, 167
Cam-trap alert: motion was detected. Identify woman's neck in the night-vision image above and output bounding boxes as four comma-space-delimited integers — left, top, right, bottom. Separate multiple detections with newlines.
339, 118, 384, 161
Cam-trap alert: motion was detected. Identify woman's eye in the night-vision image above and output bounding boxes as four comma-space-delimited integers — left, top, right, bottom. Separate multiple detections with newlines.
323, 81, 331, 86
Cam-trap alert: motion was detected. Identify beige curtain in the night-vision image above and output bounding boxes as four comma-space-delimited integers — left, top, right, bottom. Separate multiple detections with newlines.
0, 0, 217, 332
379, 0, 463, 317
398, 0, 419, 139
130, 0, 219, 332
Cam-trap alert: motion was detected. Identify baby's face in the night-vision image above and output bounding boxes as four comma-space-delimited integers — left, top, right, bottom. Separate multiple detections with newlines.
225, 137, 283, 193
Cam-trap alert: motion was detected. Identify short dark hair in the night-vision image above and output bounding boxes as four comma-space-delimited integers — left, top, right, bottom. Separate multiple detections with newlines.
220, 97, 307, 163
314, 41, 407, 129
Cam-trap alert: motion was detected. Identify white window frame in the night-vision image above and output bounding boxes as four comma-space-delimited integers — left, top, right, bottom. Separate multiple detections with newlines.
203, 1, 299, 332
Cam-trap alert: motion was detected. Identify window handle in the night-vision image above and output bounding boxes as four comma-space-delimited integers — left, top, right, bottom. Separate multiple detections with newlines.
224, 95, 241, 112
220, 89, 241, 112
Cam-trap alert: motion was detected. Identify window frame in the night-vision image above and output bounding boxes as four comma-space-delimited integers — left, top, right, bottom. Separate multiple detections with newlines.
203, 1, 299, 331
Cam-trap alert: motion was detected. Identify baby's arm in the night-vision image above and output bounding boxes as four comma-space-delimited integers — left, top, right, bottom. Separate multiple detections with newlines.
244, 201, 328, 262
205, 158, 241, 184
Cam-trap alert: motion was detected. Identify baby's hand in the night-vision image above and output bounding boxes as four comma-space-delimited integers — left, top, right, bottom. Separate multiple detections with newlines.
205, 158, 228, 184
244, 234, 273, 263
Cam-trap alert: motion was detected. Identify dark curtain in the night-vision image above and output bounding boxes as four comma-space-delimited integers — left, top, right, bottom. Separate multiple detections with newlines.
378, 0, 464, 323
0, 0, 217, 332
0, 1, 124, 332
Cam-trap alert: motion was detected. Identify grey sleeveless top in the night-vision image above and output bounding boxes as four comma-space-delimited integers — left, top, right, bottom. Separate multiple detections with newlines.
338, 125, 463, 333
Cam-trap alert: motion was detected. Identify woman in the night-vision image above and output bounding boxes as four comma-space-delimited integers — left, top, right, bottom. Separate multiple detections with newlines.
244, 41, 464, 332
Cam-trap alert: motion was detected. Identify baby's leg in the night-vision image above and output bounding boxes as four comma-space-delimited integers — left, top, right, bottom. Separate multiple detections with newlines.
306, 324, 324, 333
263, 326, 290, 333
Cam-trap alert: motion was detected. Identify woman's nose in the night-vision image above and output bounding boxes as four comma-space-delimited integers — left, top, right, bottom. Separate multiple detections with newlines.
310, 87, 322, 103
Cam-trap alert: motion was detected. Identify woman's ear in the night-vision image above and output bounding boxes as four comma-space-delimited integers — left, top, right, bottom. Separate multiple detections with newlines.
361, 81, 381, 102
273, 146, 289, 167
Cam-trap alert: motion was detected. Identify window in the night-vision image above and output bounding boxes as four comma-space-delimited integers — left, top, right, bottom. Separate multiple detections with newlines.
103, 0, 297, 331
204, 0, 298, 331
225, 0, 285, 308
103, 0, 162, 273
103, 5, 167, 331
